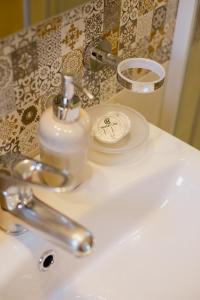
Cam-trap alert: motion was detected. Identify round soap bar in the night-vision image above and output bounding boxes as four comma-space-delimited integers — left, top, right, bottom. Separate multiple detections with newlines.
92, 111, 131, 144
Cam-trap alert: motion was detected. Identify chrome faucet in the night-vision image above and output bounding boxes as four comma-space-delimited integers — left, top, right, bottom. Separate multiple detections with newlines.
0, 153, 94, 256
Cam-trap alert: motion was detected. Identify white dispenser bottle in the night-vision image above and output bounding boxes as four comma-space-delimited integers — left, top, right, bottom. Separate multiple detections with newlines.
38, 75, 90, 188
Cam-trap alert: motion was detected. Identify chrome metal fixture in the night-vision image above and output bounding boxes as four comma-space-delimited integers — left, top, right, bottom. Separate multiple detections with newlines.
0, 153, 94, 257
84, 39, 166, 93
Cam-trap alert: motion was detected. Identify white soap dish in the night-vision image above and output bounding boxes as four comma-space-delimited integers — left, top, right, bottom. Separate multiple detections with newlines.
86, 104, 149, 155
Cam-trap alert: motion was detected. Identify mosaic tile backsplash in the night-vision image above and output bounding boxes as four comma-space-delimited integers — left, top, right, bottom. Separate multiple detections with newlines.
0, 0, 179, 157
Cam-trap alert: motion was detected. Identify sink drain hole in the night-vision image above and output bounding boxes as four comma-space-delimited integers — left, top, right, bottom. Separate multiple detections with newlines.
39, 250, 56, 272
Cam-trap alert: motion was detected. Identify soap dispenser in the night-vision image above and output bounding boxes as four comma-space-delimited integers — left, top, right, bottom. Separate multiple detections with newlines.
38, 75, 90, 188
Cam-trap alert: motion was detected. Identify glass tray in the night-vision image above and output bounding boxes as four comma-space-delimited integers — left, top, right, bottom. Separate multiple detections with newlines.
86, 104, 149, 154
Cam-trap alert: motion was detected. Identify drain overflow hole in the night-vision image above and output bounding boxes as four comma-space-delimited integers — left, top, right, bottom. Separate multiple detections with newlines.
39, 250, 56, 271
43, 254, 54, 269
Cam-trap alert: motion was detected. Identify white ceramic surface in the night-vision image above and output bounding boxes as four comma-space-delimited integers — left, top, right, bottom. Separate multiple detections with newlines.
1, 124, 200, 300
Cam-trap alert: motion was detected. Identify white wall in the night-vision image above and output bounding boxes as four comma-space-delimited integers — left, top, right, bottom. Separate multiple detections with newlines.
159, 0, 199, 133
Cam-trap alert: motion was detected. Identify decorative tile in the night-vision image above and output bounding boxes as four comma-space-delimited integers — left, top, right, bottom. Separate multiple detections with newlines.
62, 48, 83, 75
62, 5, 83, 25
14, 71, 40, 109
120, 0, 139, 27
0, 37, 14, 56
40, 87, 61, 113
61, 19, 84, 54
0, 27, 37, 56
14, 27, 37, 48
166, 0, 179, 23
37, 17, 62, 38
0, 56, 13, 89
83, 0, 104, 17
83, 69, 101, 100
39, 58, 62, 96
11, 41, 38, 81
78, 88, 100, 108
154, 0, 167, 8
100, 66, 116, 82
118, 45, 135, 59
84, 0, 104, 43
138, 0, 154, 16
162, 18, 176, 46
136, 11, 153, 41
17, 102, 40, 128
19, 121, 39, 156
119, 0, 139, 55
149, 28, 165, 54
85, 11, 103, 42
80, 89, 97, 108
0, 112, 20, 151
37, 31, 61, 68
103, 28, 120, 54
0, 86, 16, 117
150, 41, 171, 63
152, 5, 167, 31
103, 0, 121, 34
0, 137, 20, 156
100, 75, 117, 103
119, 19, 137, 50
132, 36, 150, 58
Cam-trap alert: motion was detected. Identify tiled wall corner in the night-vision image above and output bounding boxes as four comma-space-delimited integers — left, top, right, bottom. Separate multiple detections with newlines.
0, 0, 179, 157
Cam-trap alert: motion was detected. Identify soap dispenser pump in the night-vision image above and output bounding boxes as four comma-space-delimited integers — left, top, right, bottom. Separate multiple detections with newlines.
38, 75, 90, 188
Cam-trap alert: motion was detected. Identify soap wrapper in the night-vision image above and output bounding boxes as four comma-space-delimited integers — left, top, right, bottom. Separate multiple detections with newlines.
92, 111, 131, 144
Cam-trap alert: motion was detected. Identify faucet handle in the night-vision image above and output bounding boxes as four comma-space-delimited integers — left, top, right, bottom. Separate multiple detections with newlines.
0, 153, 72, 192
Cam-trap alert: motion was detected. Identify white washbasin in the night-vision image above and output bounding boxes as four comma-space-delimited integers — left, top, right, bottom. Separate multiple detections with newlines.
1, 124, 200, 299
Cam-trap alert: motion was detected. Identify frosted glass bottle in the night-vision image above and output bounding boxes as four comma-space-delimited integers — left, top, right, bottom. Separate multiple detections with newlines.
38, 75, 90, 188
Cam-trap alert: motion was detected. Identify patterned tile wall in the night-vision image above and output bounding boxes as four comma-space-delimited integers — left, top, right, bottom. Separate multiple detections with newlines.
0, 0, 179, 157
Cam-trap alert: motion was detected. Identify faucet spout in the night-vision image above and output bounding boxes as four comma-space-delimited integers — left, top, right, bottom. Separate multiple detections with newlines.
1, 192, 93, 256
0, 154, 94, 256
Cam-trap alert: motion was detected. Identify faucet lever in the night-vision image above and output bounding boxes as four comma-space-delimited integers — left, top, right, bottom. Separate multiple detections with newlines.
0, 153, 72, 192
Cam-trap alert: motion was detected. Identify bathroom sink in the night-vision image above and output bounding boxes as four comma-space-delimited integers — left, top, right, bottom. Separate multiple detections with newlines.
1, 124, 200, 299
